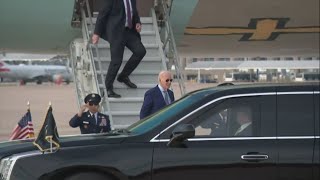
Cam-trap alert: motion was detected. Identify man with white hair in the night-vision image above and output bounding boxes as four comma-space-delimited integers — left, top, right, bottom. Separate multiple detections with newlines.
140, 71, 175, 119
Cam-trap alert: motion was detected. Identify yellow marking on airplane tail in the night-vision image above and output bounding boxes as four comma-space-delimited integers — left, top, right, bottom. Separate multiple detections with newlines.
250, 19, 279, 40
185, 18, 320, 41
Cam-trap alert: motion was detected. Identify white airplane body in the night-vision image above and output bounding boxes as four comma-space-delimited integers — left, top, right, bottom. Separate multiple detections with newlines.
0, 61, 73, 84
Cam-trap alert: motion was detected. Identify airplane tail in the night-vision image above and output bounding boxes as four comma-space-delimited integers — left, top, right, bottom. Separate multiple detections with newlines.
0, 60, 11, 75
0, 60, 9, 69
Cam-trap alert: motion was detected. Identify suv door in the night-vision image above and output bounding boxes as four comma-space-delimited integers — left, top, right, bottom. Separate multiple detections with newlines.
276, 86, 315, 180
152, 94, 277, 180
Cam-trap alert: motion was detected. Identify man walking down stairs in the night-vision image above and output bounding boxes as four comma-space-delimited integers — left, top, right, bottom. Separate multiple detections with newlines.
85, 1, 165, 128
92, 0, 146, 98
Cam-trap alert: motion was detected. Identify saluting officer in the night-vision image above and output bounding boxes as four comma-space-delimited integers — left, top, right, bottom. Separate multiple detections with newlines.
69, 93, 111, 134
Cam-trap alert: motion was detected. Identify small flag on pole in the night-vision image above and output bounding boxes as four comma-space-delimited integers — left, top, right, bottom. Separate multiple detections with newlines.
33, 104, 60, 152
9, 104, 35, 140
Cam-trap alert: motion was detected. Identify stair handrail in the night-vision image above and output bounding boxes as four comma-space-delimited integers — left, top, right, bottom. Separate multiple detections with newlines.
69, 41, 83, 110
155, 0, 186, 95
151, 9, 168, 71
80, 0, 114, 128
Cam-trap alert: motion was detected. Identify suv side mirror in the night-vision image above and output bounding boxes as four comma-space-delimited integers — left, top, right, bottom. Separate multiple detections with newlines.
167, 124, 195, 147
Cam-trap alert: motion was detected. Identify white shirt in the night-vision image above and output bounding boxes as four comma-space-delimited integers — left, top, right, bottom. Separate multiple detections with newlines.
234, 122, 252, 135
123, 0, 133, 27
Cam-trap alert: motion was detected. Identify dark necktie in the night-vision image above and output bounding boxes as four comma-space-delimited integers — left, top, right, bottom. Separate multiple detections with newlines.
125, 0, 132, 28
163, 91, 170, 105
92, 113, 97, 125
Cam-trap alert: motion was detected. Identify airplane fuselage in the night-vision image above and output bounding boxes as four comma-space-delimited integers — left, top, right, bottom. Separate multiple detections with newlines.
0, 0, 81, 53
0, 62, 72, 84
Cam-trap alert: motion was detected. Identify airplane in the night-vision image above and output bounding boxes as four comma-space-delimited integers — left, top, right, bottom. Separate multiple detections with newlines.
0, 0, 318, 126
0, 0, 318, 57
0, 61, 73, 85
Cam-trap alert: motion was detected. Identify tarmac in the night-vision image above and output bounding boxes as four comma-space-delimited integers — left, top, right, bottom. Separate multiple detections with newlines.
0, 82, 215, 142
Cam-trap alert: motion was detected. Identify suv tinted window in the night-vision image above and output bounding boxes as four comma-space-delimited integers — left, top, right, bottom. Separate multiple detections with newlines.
193, 102, 255, 137
277, 94, 314, 136
161, 95, 276, 138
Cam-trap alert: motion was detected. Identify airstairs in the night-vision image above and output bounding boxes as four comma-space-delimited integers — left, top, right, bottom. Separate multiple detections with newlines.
70, 0, 185, 129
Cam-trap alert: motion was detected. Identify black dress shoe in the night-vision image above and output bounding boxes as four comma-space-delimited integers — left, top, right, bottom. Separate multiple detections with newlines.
117, 76, 137, 88
107, 89, 121, 98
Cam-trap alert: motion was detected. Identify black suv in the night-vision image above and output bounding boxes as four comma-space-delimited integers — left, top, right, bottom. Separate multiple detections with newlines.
0, 82, 319, 180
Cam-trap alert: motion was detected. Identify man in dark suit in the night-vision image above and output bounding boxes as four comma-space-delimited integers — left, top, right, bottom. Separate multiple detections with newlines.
92, 0, 146, 98
69, 93, 111, 134
140, 71, 175, 119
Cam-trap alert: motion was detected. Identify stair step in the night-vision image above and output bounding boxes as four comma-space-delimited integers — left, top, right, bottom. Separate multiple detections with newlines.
87, 17, 154, 31
91, 30, 156, 38
88, 17, 153, 24
98, 84, 154, 98
93, 43, 158, 49
91, 44, 159, 58
88, 31, 157, 44
94, 59, 164, 73
88, 25, 154, 32
102, 99, 143, 111
94, 56, 161, 62
110, 101, 143, 112
88, 30, 156, 35
93, 56, 164, 72
96, 71, 159, 84
96, 70, 159, 75
99, 83, 155, 89
109, 111, 140, 116
109, 113, 141, 127
108, 97, 144, 102
113, 124, 131, 129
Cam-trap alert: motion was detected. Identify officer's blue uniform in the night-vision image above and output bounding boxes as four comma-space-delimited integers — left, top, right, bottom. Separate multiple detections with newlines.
69, 93, 111, 134
69, 111, 111, 134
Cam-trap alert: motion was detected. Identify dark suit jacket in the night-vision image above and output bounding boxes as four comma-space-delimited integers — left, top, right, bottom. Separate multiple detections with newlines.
140, 85, 175, 119
94, 0, 141, 44
69, 111, 111, 134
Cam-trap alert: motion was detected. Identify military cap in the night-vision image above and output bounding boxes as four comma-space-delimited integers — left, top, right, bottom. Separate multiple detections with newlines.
84, 93, 101, 103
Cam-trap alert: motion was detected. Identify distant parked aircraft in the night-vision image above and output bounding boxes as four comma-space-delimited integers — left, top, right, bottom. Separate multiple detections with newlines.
0, 61, 73, 84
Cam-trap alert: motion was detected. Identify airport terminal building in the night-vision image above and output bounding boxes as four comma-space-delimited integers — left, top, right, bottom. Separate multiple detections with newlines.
179, 56, 320, 83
